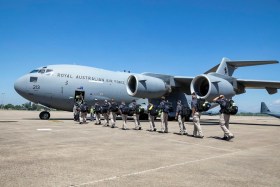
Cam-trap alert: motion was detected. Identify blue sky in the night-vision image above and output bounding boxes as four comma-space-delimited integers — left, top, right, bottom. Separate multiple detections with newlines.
0, 0, 280, 112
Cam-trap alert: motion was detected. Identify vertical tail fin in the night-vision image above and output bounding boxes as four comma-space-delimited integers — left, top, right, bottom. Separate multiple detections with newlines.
215, 58, 235, 76
261, 102, 270, 113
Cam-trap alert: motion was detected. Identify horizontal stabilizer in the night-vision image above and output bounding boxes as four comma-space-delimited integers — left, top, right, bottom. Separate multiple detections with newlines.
205, 57, 279, 76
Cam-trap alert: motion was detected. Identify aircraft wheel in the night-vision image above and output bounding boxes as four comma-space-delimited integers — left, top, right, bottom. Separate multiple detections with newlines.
139, 113, 148, 120
39, 111, 50, 120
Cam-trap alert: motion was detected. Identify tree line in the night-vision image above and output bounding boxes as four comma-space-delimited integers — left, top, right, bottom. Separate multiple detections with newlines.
0, 102, 46, 111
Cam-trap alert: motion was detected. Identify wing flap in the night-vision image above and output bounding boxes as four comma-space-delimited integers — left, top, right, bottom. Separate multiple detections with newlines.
237, 79, 280, 94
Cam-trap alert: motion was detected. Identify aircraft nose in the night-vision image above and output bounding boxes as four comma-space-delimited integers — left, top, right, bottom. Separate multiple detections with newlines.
14, 76, 27, 96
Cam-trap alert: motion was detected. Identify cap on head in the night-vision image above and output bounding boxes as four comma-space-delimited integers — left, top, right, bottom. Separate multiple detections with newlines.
161, 96, 165, 100
192, 92, 196, 95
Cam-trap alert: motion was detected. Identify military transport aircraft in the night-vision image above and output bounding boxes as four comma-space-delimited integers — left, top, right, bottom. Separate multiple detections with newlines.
260, 102, 280, 119
14, 57, 280, 120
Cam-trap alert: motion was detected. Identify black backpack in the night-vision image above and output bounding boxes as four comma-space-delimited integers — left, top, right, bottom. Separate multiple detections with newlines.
181, 105, 190, 116
224, 99, 238, 115
135, 104, 143, 114
197, 99, 211, 112
80, 104, 88, 113
94, 105, 101, 113
150, 106, 159, 116
163, 102, 173, 113
110, 103, 119, 112
121, 105, 130, 115
101, 104, 109, 113
128, 103, 136, 112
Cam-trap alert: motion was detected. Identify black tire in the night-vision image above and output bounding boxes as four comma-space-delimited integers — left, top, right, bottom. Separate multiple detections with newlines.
139, 113, 148, 120
39, 111, 50, 120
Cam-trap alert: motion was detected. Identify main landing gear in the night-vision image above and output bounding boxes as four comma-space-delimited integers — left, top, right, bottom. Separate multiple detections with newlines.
39, 111, 50, 120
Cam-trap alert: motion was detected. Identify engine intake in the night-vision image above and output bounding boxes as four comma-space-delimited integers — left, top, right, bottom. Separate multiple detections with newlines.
127, 74, 169, 98
191, 74, 235, 101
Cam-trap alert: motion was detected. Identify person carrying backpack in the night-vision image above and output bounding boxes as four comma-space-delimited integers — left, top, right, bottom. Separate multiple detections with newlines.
129, 100, 142, 130
213, 95, 234, 141
102, 100, 110, 127
79, 102, 88, 124
175, 100, 187, 135
158, 97, 169, 133
119, 101, 129, 130
90, 105, 95, 121
147, 102, 157, 131
109, 99, 119, 128
191, 92, 204, 138
94, 101, 101, 125
73, 102, 80, 122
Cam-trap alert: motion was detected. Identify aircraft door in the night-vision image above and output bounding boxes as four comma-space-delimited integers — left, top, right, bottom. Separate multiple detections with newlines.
74, 90, 85, 103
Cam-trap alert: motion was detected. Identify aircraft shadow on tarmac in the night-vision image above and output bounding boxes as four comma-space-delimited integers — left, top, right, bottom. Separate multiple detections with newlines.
200, 119, 280, 127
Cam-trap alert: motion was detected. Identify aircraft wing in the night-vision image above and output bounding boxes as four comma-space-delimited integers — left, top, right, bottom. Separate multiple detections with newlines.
173, 76, 194, 86
142, 73, 194, 93
237, 79, 280, 94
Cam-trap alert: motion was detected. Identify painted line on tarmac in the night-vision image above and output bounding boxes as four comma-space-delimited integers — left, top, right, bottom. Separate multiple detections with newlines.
71, 142, 280, 187
37, 128, 52, 131
71, 152, 238, 187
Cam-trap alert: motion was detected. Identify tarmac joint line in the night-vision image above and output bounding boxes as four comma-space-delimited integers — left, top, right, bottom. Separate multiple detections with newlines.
70, 142, 280, 187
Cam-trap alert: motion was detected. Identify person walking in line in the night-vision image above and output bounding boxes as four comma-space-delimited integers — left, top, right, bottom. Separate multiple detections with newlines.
175, 100, 187, 135
109, 99, 119, 128
191, 92, 204, 138
147, 102, 157, 131
213, 95, 234, 140
119, 101, 129, 130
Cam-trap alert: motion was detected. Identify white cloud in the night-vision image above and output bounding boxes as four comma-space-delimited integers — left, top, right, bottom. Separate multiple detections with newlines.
273, 99, 280, 105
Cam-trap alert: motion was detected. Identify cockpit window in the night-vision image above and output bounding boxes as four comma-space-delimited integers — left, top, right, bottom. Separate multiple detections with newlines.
30, 70, 39, 73
30, 77, 38, 83
38, 69, 46, 74
30, 67, 53, 75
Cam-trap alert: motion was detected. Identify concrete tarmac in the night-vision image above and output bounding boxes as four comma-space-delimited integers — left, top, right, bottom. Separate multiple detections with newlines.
1, 110, 280, 187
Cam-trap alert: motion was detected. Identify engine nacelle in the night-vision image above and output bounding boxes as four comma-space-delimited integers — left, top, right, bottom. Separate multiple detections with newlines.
191, 74, 236, 101
126, 74, 169, 98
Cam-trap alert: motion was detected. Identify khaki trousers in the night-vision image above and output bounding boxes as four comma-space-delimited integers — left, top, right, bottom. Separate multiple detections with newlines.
193, 112, 203, 137
219, 113, 233, 137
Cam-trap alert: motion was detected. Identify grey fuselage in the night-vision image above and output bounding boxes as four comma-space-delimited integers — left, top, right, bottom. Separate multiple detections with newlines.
14, 65, 138, 111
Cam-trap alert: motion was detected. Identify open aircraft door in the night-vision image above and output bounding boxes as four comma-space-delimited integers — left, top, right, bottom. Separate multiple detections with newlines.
74, 90, 85, 103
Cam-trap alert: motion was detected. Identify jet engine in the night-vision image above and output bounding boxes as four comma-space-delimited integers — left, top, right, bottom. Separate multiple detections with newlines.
191, 74, 236, 101
126, 74, 170, 98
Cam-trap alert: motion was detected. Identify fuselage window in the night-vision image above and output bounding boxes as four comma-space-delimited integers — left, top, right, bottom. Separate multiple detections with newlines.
30, 77, 38, 83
